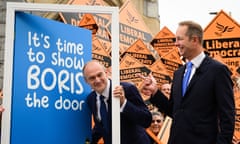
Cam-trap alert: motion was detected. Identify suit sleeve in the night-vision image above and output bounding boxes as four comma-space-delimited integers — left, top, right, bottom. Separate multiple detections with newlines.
150, 90, 173, 117
121, 83, 152, 128
215, 64, 235, 144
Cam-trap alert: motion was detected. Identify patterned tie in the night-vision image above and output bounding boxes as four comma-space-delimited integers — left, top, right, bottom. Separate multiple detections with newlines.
100, 95, 109, 133
182, 62, 193, 96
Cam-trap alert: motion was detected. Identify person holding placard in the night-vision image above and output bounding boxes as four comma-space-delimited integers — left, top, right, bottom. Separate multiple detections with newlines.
83, 60, 152, 144
146, 111, 164, 144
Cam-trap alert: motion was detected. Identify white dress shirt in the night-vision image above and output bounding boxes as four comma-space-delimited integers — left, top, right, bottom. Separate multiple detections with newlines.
96, 80, 110, 120
187, 52, 206, 84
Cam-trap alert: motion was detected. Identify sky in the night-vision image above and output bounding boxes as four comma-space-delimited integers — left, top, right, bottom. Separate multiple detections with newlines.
158, 0, 240, 33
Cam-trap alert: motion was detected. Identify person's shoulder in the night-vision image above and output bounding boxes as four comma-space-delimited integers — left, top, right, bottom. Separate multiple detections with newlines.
174, 63, 185, 75
207, 56, 228, 68
120, 81, 136, 87
205, 56, 232, 73
86, 90, 96, 99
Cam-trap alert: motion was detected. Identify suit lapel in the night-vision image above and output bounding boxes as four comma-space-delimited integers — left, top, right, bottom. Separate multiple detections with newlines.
92, 93, 99, 121
186, 56, 210, 95
174, 66, 185, 101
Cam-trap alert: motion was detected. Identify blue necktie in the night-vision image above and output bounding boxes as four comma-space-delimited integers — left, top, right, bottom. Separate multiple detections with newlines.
182, 62, 193, 96
100, 95, 109, 133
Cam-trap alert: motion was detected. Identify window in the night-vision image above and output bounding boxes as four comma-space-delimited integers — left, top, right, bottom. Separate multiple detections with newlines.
143, 0, 158, 18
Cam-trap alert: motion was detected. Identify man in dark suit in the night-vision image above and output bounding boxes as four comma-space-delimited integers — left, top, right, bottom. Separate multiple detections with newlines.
140, 21, 235, 144
83, 60, 152, 144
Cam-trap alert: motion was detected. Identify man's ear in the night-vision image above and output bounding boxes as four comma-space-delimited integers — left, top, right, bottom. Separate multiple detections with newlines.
191, 35, 198, 42
84, 77, 88, 84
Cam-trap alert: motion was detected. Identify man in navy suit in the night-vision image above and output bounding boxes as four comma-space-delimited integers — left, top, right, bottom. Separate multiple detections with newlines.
140, 21, 235, 144
83, 60, 152, 144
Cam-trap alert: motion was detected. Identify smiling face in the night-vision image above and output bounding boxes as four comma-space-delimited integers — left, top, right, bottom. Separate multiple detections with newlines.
175, 21, 204, 61
150, 114, 164, 135
83, 61, 108, 94
175, 25, 196, 60
161, 83, 171, 99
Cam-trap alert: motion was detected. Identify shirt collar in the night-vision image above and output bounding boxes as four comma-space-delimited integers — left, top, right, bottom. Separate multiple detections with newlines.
190, 52, 206, 68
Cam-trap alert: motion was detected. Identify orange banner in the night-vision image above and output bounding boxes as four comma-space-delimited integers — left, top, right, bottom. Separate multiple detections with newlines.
204, 9, 240, 142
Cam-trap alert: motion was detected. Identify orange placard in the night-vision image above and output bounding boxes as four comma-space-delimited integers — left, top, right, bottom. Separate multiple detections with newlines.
151, 26, 176, 57
121, 39, 156, 66
120, 54, 151, 89
149, 59, 172, 88
59, 0, 112, 54
145, 128, 163, 144
203, 10, 240, 75
160, 48, 183, 77
92, 37, 111, 68
68, 0, 107, 5
119, 0, 153, 54
79, 13, 98, 36
204, 9, 240, 143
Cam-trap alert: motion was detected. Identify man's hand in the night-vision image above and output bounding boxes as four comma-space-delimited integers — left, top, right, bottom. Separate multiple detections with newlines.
138, 73, 158, 97
113, 85, 125, 106
0, 105, 4, 112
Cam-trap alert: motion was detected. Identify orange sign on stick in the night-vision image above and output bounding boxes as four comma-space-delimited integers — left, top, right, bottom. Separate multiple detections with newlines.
121, 39, 156, 66
149, 59, 172, 88
92, 37, 111, 68
204, 10, 240, 75
204, 9, 240, 143
59, 0, 112, 54
151, 26, 176, 57
79, 13, 98, 36
119, 0, 153, 54
120, 54, 151, 89
160, 48, 183, 77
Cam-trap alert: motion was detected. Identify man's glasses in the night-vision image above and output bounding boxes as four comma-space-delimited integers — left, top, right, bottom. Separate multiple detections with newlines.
152, 120, 162, 123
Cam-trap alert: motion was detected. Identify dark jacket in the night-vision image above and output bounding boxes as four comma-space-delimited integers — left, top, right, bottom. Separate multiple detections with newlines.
150, 56, 235, 144
87, 81, 152, 144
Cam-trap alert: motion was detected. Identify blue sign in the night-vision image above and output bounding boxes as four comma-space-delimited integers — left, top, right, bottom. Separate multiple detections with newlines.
12, 12, 92, 144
